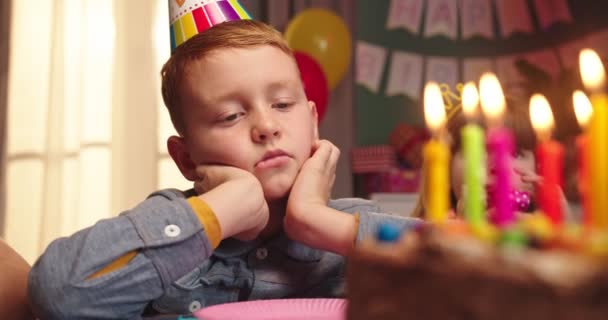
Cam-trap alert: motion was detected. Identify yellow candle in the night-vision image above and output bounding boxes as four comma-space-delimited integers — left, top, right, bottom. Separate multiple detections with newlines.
423, 82, 450, 223
580, 49, 608, 229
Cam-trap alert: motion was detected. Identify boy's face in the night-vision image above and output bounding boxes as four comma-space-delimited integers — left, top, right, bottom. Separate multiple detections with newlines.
174, 45, 318, 200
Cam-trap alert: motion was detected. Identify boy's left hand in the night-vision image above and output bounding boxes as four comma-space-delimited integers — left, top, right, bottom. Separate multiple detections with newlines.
287, 139, 339, 211
284, 140, 357, 254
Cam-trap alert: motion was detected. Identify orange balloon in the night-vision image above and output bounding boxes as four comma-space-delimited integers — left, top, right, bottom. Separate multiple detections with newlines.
285, 9, 352, 89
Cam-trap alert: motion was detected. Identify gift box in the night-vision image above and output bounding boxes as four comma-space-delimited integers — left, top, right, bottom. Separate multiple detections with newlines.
388, 124, 429, 169
361, 168, 421, 194
350, 145, 398, 174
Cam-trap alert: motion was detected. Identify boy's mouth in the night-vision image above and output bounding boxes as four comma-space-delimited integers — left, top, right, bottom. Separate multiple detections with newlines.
256, 149, 291, 169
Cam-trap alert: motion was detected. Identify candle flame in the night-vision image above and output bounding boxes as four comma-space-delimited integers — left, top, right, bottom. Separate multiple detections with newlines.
462, 82, 479, 118
479, 72, 506, 124
579, 48, 606, 91
573, 90, 593, 128
424, 82, 447, 133
529, 93, 554, 140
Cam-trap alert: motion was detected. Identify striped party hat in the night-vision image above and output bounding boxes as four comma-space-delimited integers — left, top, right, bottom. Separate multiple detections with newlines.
169, 0, 251, 52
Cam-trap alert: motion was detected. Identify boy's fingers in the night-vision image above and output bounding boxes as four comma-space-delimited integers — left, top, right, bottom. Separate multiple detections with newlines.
311, 140, 332, 167
327, 145, 340, 174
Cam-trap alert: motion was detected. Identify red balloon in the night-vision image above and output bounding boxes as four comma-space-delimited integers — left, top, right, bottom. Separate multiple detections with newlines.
293, 51, 329, 123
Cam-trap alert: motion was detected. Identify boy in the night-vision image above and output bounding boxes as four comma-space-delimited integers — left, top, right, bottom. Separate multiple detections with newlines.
28, 20, 419, 319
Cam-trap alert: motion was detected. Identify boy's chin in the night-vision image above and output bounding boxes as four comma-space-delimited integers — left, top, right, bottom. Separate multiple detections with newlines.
261, 178, 294, 201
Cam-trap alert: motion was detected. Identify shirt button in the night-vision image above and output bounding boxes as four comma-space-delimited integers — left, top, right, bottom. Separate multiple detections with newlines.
188, 300, 202, 312
256, 247, 268, 260
164, 224, 181, 237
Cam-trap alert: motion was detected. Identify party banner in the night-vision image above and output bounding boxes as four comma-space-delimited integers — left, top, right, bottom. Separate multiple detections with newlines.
425, 56, 459, 91
586, 29, 608, 59
520, 49, 561, 79
495, 0, 533, 38
386, 0, 424, 34
385, 51, 424, 98
460, 0, 493, 39
533, 0, 572, 30
462, 58, 494, 83
356, 41, 388, 93
558, 37, 590, 70
495, 54, 527, 97
423, 0, 458, 39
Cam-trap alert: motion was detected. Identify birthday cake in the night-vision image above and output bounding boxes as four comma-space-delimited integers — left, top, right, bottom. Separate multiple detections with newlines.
345, 220, 608, 320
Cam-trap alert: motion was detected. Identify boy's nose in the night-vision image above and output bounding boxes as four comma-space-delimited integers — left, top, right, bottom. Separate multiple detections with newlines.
251, 112, 280, 142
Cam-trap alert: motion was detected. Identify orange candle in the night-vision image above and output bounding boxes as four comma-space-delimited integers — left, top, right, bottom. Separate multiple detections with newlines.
573, 90, 593, 226
529, 94, 564, 226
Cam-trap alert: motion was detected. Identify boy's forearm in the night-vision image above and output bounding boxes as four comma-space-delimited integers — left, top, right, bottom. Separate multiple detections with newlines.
28, 190, 215, 319
284, 205, 357, 256
0, 240, 33, 319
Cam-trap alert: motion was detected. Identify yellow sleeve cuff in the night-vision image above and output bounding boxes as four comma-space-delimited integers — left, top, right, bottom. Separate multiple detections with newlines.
87, 251, 138, 280
353, 212, 360, 245
187, 196, 222, 249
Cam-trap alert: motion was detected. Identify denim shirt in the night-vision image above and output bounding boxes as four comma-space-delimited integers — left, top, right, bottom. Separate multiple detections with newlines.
28, 189, 420, 319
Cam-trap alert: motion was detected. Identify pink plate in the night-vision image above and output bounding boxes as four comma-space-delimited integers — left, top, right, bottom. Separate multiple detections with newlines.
194, 298, 347, 320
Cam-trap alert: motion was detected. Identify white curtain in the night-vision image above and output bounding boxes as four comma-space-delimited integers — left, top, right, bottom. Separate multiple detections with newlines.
4, 0, 190, 264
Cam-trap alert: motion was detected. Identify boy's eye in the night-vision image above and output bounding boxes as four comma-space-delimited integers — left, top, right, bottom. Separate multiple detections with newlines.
222, 112, 244, 122
273, 102, 292, 109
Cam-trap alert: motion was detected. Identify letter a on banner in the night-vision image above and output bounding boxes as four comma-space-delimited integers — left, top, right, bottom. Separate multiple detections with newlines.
424, 0, 457, 39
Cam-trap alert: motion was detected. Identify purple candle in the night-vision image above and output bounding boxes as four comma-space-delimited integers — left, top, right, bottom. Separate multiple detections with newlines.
479, 72, 516, 227
486, 127, 515, 226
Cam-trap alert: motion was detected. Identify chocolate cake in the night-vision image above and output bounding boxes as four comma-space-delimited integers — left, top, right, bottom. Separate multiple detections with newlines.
346, 225, 608, 320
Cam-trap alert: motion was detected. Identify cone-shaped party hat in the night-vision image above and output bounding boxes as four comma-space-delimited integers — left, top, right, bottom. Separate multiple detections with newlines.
169, 0, 251, 52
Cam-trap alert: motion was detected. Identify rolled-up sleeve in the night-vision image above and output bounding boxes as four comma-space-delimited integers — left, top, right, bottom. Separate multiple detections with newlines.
28, 190, 214, 320
327, 198, 422, 244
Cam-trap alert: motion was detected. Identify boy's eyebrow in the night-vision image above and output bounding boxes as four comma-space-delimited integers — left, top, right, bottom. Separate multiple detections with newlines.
265, 80, 299, 94
206, 80, 300, 105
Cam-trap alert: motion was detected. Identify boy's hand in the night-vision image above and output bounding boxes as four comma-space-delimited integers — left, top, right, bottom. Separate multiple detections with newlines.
194, 165, 269, 241
284, 140, 358, 255
287, 140, 339, 213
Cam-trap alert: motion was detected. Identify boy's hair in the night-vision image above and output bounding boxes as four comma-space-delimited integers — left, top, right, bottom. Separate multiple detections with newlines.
161, 20, 294, 135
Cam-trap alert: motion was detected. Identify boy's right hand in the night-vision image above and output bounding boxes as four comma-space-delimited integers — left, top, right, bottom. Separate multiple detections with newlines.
194, 165, 269, 241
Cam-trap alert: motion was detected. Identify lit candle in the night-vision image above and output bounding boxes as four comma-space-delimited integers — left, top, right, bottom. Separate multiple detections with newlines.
461, 82, 486, 227
573, 90, 593, 227
579, 49, 608, 229
529, 94, 564, 226
423, 82, 450, 223
479, 72, 515, 227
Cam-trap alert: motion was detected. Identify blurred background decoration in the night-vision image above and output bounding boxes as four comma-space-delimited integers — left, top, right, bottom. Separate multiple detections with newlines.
2, 0, 608, 262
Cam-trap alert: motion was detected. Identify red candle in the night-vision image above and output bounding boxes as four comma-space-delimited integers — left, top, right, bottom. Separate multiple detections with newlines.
536, 140, 565, 225
530, 94, 564, 225
573, 90, 593, 226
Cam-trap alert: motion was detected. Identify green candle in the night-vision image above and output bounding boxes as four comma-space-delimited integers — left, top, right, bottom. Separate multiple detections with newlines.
461, 82, 486, 227
462, 123, 486, 226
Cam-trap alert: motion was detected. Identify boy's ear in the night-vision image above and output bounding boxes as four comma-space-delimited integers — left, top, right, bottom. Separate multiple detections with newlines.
308, 100, 319, 141
167, 136, 198, 181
